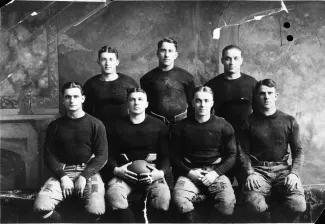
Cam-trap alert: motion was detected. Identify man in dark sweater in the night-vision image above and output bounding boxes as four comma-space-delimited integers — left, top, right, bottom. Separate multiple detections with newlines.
33, 82, 108, 222
240, 79, 306, 222
105, 88, 170, 223
170, 86, 237, 222
140, 37, 195, 126
83, 46, 138, 134
205, 44, 257, 186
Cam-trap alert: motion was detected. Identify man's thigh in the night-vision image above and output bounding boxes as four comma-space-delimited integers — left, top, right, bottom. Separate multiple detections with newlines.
33, 177, 63, 212
83, 173, 106, 215
146, 178, 171, 210
106, 177, 133, 209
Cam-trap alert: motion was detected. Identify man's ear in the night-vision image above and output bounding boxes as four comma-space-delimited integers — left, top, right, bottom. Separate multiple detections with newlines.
81, 95, 85, 103
116, 59, 120, 66
275, 92, 279, 101
175, 51, 179, 59
221, 57, 225, 65
97, 59, 100, 65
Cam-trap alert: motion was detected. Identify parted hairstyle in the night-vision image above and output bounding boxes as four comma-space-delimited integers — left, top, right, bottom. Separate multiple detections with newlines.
222, 45, 243, 57
157, 37, 178, 50
255, 79, 277, 93
127, 87, 147, 99
61, 81, 84, 95
98, 45, 119, 60
192, 86, 214, 100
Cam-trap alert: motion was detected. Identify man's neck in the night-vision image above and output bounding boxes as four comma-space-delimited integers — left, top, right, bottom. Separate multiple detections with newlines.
67, 110, 85, 119
129, 113, 146, 124
195, 114, 211, 123
159, 64, 174, 72
100, 73, 118, 81
259, 107, 277, 116
223, 72, 241, 80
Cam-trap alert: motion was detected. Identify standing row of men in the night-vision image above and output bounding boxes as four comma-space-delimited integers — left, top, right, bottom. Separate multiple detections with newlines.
33, 37, 306, 223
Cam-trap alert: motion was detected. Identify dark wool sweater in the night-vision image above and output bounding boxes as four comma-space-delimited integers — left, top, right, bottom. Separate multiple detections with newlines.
140, 66, 195, 118
105, 115, 170, 175
83, 73, 138, 132
170, 115, 237, 177
240, 110, 304, 177
44, 113, 108, 179
205, 73, 257, 130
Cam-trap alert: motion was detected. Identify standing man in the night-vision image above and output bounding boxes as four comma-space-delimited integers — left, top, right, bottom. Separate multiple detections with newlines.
33, 82, 108, 222
140, 37, 195, 127
105, 88, 170, 223
240, 79, 306, 222
83, 45, 138, 135
170, 86, 237, 222
205, 45, 257, 185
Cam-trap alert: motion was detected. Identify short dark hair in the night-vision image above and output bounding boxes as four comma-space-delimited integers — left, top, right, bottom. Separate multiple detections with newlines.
222, 45, 243, 57
157, 37, 178, 50
255, 79, 277, 93
98, 45, 119, 60
127, 88, 147, 99
61, 81, 83, 95
192, 86, 214, 100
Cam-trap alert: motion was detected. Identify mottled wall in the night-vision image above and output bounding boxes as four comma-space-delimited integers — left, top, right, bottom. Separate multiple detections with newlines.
1, 1, 324, 185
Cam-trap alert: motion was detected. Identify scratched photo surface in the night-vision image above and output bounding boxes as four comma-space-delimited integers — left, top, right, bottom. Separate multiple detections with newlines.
0, 0, 324, 223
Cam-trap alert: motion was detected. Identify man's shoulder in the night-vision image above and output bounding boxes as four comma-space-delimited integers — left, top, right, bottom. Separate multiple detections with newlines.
85, 74, 101, 83
84, 113, 105, 127
276, 110, 297, 122
173, 66, 193, 76
141, 67, 159, 80
205, 73, 225, 86
145, 114, 169, 130
118, 73, 136, 82
241, 73, 258, 83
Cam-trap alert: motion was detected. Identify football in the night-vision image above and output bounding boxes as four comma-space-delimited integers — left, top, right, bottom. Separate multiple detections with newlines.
127, 160, 151, 175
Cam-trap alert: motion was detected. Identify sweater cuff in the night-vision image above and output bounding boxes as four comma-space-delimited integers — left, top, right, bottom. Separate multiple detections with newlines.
289, 170, 299, 177
57, 169, 67, 179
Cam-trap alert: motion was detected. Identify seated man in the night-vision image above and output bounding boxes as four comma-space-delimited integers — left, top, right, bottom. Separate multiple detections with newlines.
240, 79, 306, 222
170, 86, 237, 222
105, 88, 170, 223
33, 82, 108, 222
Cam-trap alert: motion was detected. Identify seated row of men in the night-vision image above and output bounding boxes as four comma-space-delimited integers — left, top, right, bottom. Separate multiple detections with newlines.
33, 80, 306, 223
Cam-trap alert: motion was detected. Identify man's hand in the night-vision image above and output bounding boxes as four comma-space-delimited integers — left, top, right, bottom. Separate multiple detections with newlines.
245, 173, 261, 190
201, 170, 219, 186
138, 165, 164, 185
284, 173, 299, 191
188, 169, 208, 183
60, 175, 74, 199
74, 175, 87, 197
114, 162, 138, 182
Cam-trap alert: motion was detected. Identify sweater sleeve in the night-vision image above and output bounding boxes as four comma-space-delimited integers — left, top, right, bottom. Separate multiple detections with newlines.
44, 121, 66, 179
103, 123, 118, 177
80, 121, 108, 179
169, 124, 191, 176
83, 78, 94, 115
184, 74, 196, 117
214, 122, 237, 176
157, 123, 170, 174
289, 118, 304, 176
237, 121, 255, 176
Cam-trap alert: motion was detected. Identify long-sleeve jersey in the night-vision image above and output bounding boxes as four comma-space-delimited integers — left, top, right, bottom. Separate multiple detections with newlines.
44, 113, 108, 180
170, 115, 237, 177
105, 115, 170, 175
205, 73, 257, 130
239, 110, 304, 177
83, 73, 138, 133
140, 66, 195, 118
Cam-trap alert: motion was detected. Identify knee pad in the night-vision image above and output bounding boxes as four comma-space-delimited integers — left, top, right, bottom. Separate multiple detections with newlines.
85, 194, 106, 215
33, 195, 57, 212
246, 193, 268, 213
286, 195, 306, 213
214, 193, 236, 216
106, 186, 128, 210
172, 191, 194, 213
149, 185, 171, 211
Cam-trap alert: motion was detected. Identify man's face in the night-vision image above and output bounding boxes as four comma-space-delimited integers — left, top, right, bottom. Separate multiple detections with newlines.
157, 42, 178, 68
128, 92, 148, 115
256, 85, 278, 110
193, 91, 214, 117
221, 48, 243, 74
63, 87, 85, 112
98, 52, 119, 75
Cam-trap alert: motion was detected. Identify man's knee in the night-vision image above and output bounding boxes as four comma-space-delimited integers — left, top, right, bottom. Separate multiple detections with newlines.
286, 194, 306, 213
106, 186, 129, 210
149, 182, 171, 211
33, 195, 58, 213
214, 191, 236, 215
85, 193, 106, 215
245, 192, 268, 213
172, 190, 194, 213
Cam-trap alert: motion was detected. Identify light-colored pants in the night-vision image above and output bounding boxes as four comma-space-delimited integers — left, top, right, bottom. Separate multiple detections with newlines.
244, 165, 306, 222
172, 175, 236, 215
106, 177, 171, 211
33, 164, 105, 215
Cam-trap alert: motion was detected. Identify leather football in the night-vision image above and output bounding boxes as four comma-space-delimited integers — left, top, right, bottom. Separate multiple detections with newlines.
127, 160, 151, 175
